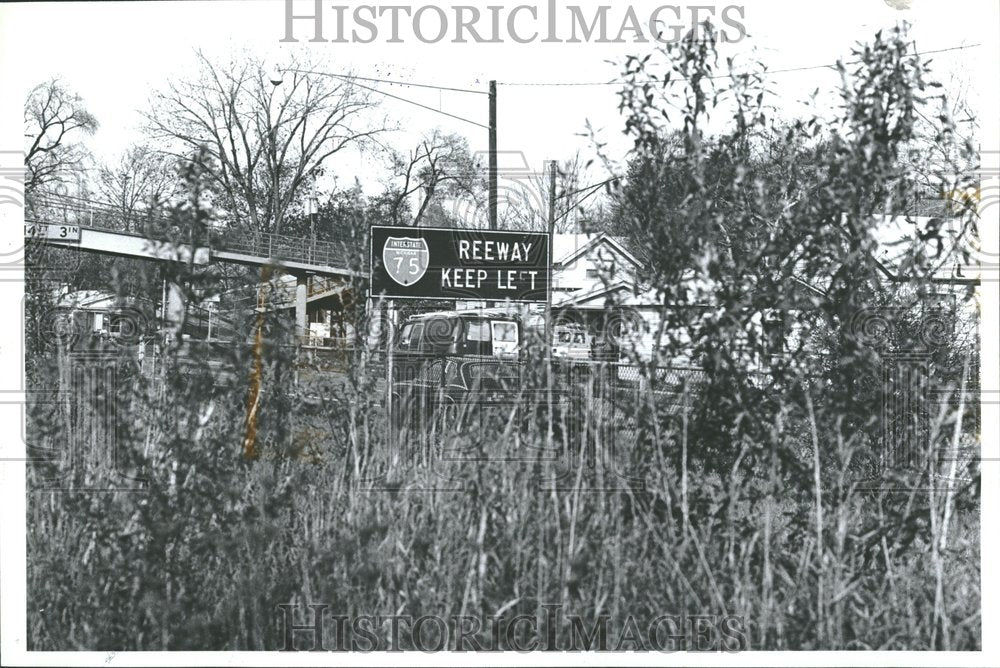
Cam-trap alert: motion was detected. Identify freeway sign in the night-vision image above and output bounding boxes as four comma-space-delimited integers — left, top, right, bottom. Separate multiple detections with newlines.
369, 226, 550, 302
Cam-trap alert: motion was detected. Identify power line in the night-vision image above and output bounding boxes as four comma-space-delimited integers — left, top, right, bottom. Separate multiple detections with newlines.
278, 42, 979, 128
554, 178, 616, 223
314, 75, 489, 129
497, 43, 981, 87
284, 68, 487, 96
558, 176, 620, 199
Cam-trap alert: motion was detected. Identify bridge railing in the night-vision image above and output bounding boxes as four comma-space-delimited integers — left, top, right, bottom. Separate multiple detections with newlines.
218, 230, 355, 271
26, 191, 169, 234
26, 192, 363, 272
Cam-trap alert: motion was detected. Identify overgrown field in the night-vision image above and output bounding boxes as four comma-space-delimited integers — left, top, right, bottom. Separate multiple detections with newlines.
25, 334, 980, 651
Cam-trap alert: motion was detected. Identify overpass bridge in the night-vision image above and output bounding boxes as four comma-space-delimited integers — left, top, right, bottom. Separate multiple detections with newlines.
25, 192, 364, 338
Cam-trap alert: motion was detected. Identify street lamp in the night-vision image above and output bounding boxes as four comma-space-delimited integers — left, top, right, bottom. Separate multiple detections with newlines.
268, 66, 284, 87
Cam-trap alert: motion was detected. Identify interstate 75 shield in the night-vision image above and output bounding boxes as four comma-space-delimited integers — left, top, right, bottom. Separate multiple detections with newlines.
382, 236, 429, 286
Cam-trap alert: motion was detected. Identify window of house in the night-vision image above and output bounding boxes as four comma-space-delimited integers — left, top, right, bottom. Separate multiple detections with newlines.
587, 261, 616, 279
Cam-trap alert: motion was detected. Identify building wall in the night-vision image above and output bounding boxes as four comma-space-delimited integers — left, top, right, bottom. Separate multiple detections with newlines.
554, 243, 633, 296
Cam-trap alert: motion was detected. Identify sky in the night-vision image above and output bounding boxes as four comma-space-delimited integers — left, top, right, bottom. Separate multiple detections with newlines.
0, 0, 994, 205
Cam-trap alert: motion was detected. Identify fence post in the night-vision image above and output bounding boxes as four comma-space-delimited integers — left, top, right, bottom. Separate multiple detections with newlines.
438, 353, 447, 451
604, 360, 614, 459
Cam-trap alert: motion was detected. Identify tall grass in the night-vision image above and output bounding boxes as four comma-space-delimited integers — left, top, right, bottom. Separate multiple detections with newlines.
25, 321, 980, 651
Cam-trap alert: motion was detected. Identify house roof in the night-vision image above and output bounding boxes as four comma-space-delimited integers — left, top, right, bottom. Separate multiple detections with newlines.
553, 280, 661, 309
552, 233, 642, 269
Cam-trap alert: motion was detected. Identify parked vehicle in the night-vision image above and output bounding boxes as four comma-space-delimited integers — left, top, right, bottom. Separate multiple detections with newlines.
395, 309, 521, 358
390, 310, 526, 428
388, 310, 619, 444
552, 324, 591, 360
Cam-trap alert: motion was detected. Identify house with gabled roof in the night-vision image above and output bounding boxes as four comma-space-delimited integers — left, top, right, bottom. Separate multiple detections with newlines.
549, 233, 682, 362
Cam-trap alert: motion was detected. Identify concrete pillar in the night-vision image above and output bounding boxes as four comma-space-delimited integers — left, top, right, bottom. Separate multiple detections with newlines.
295, 275, 308, 342
164, 279, 185, 344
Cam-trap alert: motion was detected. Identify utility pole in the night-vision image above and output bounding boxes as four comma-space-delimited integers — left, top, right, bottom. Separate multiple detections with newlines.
485, 79, 498, 309
545, 159, 556, 350
545, 160, 556, 450
488, 80, 498, 230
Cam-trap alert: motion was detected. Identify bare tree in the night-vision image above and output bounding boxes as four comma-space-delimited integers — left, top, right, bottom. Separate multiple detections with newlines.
501, 153, 605, 232
96, 144, 179, 231
145, 51, 383, 236
23, 79, 98, 194
387, 129, 484, 226
899, 70, 979, 216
